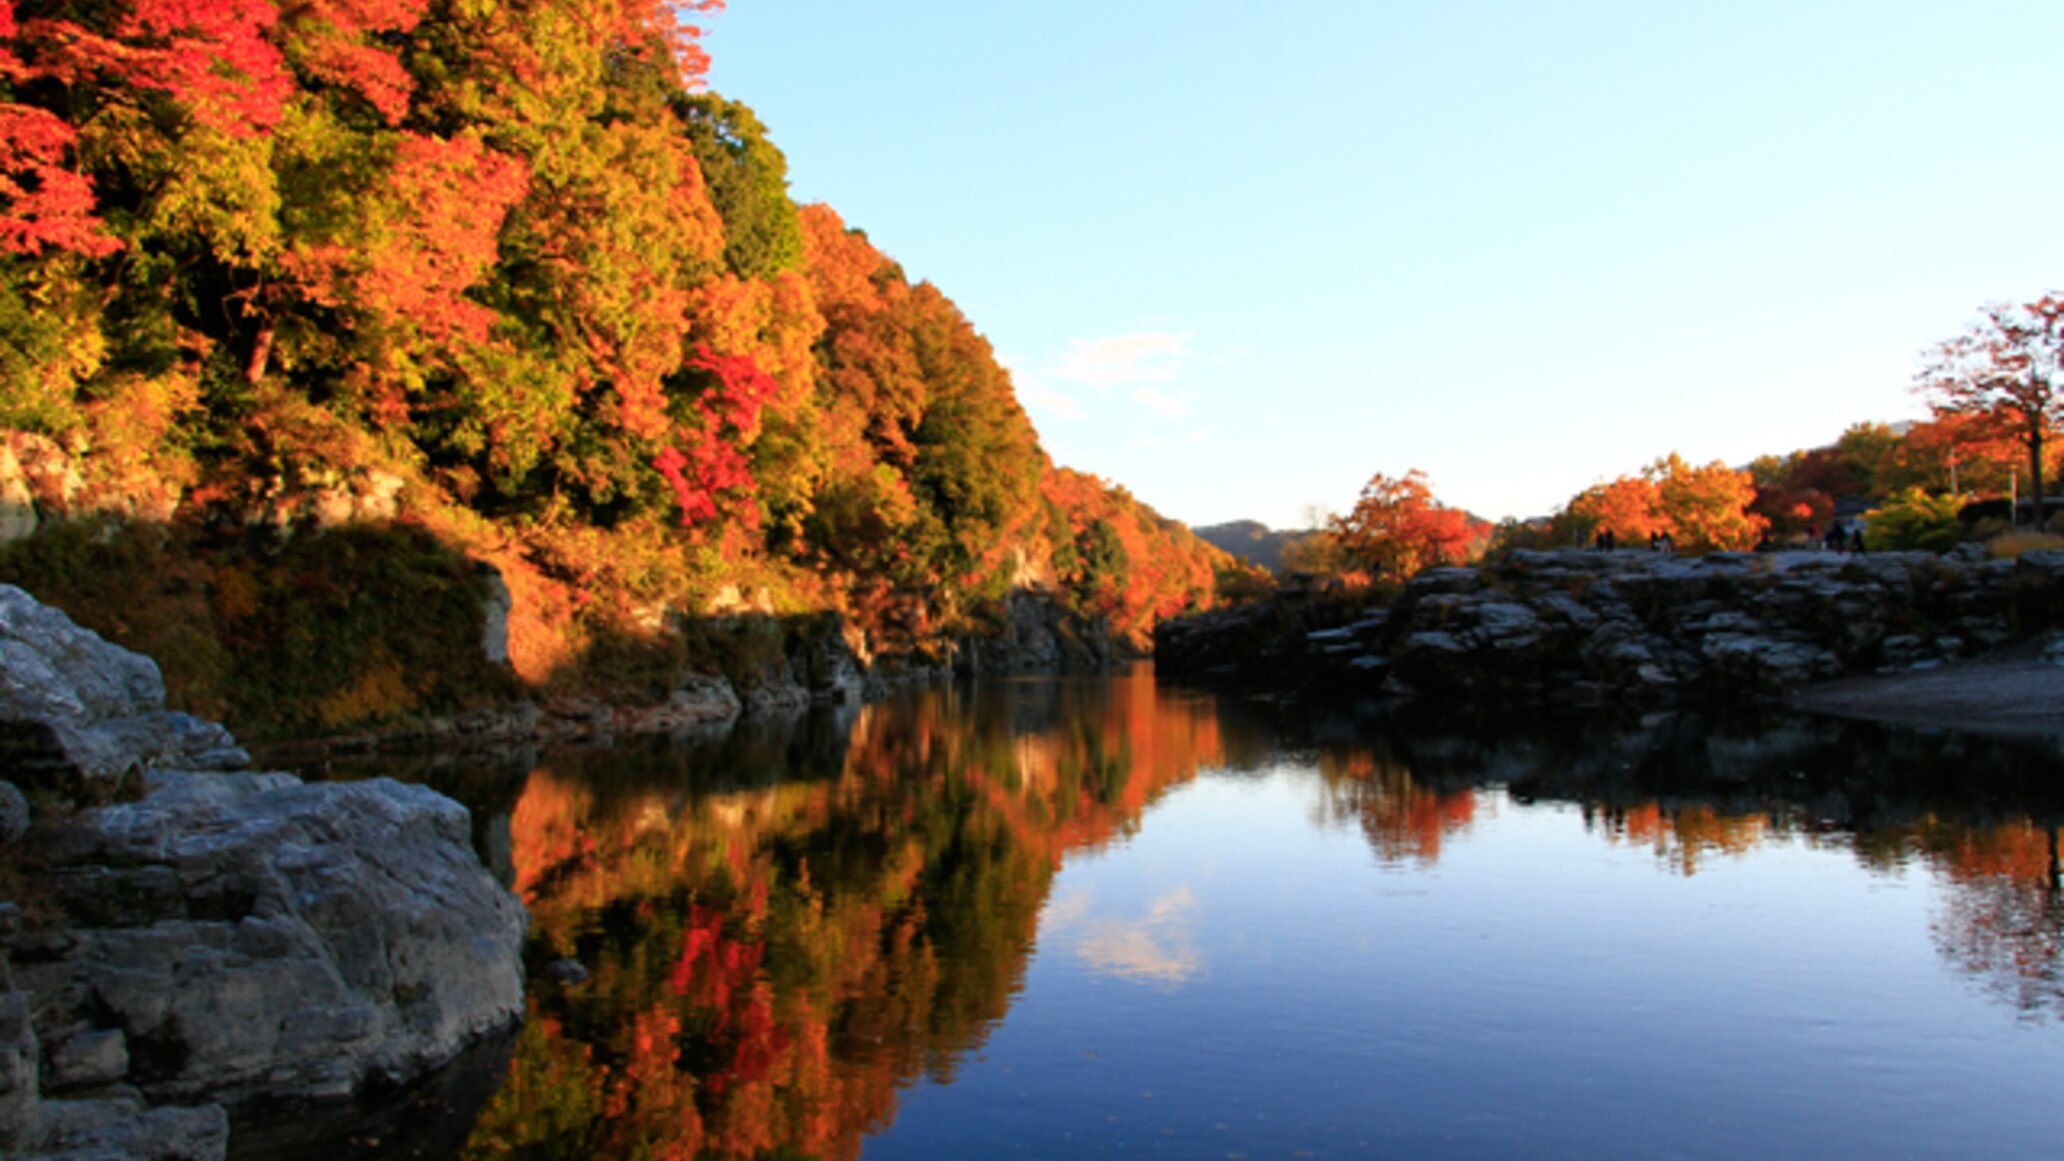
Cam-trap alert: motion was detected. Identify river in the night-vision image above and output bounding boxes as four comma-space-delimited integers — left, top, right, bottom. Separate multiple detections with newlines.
332, 668, 2064, 1160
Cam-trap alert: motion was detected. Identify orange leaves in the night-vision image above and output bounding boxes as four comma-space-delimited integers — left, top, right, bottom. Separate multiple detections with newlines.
1042, 466, 1226, 647
798, 204, 893, 317
1566, 455, 1766, 552
357, 131, 529, 343
1651, 453, 1766, 552
1569, 475, 1663, 542
1917, 295, 2064, 522
1330, 468, 1486, 578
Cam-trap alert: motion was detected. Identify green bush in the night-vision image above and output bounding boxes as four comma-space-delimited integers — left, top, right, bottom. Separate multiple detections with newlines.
1862, 489, 1963, 553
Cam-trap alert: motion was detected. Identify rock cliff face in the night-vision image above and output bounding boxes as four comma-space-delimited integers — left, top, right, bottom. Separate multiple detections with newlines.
1157, 548, 2064, 708
0, 584, 526, 1161
375, 592, 1112, 758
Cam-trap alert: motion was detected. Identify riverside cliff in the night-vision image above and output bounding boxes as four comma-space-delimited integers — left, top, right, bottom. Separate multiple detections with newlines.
0, 585, 526, 1161
1157, 548, 2064, 709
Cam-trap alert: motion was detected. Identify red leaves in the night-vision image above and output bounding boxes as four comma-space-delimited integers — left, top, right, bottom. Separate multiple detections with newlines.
102, 0, 293, 135
0, 103, 116, 256
279, 0, 431, 125
654, 347, 783, 528
0, 0, 305, 255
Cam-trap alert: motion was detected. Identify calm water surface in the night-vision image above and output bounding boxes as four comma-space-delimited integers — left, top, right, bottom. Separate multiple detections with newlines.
383, 671, 2064, 1160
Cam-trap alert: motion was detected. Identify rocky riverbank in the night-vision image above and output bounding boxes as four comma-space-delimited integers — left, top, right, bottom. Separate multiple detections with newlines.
1157, 548, 2064, 712
273, 586, 1124, 769
1, 585, 526, 1161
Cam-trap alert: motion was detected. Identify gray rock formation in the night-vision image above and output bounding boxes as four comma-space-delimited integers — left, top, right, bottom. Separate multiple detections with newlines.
0, 586, 526, 1160
962, 590, 1116, 675
0, 585, 248, 804
1158, 548, 2064, 709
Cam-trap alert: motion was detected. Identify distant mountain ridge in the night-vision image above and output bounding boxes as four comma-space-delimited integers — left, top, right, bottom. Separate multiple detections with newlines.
1192, 521, 1310, 575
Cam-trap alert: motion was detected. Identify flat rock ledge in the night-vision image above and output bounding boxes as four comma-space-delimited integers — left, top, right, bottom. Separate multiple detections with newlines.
0, 585, 526, 1161
1158, 547, 2064, 712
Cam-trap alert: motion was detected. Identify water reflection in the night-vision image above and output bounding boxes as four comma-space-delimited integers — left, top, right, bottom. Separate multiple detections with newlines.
1046, 885, 1204, 987
457, 676, 1231, 1161
400, 673, 2064, 1159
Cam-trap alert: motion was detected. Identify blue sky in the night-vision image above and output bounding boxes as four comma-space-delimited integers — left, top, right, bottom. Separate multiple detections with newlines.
703, 1, 2064, 529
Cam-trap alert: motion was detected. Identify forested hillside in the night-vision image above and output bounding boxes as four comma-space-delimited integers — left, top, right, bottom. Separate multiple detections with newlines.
0, 0, 1230, 734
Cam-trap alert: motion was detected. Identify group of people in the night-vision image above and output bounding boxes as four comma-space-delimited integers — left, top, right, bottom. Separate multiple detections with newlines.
1589, 528, 1676, 552
1754, 521, 1867, 554
1590, 522, 1869, 554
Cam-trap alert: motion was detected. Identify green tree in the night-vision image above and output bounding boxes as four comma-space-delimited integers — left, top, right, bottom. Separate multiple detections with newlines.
674, 94, 806, 281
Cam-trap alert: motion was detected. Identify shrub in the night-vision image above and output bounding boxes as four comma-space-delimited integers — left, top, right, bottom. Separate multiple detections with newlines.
1862, 490, 1963, 553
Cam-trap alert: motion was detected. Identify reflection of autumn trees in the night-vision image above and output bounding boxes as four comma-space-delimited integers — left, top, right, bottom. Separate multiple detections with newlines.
1314, 750, 1478, 864
460, 693, 2064, 1160
465, 673, 1231, 1161
1877, 819, 2064, 1019
1592, 802, 1771, 877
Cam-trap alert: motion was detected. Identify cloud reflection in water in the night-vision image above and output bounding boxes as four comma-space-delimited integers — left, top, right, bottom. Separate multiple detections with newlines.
1044, 887, 1203, 987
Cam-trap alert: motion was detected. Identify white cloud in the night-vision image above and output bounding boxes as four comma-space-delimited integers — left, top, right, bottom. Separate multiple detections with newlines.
1130, 386, 1191, 419
1056, 331, 1186, 387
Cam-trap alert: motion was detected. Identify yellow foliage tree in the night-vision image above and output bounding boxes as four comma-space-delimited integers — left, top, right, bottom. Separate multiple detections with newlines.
1650, 453, 1767, 552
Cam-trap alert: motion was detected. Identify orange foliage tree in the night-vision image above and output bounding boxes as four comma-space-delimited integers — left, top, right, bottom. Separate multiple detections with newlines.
1561, 455, 1766, 552
1329, 469, 1485, 579
1568, 475, 1664, 543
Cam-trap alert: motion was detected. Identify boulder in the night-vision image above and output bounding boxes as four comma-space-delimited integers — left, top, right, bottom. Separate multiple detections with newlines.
12, 773, 526, 1109
0, 586, 527, 1160
0, 586, 248, 804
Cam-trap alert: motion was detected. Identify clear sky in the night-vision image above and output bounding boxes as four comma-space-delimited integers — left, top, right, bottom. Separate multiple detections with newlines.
703, 1, 2064, 529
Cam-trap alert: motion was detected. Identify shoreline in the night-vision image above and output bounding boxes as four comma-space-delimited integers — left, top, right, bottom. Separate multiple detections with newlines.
1786, 640, 2064, 739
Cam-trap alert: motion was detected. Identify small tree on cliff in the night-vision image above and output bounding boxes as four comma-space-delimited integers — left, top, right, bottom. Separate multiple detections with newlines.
1917, 296, 2064, 527
1329, 469, 1481, 579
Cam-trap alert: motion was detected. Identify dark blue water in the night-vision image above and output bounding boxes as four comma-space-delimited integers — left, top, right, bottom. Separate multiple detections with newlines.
405, 672, 2064, 1161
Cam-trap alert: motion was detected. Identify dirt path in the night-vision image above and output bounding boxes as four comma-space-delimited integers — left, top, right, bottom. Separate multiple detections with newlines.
1787, 642, 2064, 737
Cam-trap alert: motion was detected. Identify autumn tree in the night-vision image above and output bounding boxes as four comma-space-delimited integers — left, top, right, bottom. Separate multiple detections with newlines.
674, 93, 805, 281
1917, 296, 2064, 527
1567, 475, 1663, 543
1651, 453, 1766, 552
1329, 469, 1483, 579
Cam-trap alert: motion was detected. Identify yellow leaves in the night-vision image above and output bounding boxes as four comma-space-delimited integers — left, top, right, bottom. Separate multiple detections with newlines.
1649, 453, 1767, 552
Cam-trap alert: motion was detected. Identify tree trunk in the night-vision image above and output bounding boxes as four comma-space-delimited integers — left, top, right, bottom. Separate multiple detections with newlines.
245, 320, 276, 385
2030, 418, 2046, 531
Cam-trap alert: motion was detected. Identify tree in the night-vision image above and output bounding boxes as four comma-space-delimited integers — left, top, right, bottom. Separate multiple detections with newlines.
1917, 296, 2064, 527
1651, 453, 1766, 552
1568, 475, 1663, 543
674, 94, 805, 281
1329, 469, 1482, 579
